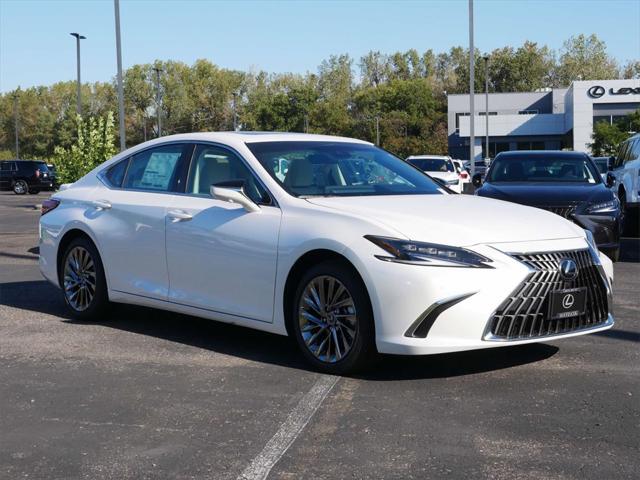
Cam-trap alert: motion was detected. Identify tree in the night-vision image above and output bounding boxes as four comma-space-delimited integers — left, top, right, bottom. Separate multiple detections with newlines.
590, 110, 640, 156
52, 113, 117, 183
554, 34, 619, 86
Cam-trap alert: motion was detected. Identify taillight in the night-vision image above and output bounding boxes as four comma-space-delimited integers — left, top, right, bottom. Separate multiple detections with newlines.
460, 172, 469, 179
41, 199, 60, 216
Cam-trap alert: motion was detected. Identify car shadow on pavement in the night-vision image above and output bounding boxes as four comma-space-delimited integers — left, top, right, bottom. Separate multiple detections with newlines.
1, 279, 562, 379
620, 238, 639, 263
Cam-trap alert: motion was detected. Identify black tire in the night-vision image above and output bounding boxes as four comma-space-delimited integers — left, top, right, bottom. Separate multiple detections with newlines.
60, 236, 111, 321
292, 260, 376, 375
13, 179, 28, 195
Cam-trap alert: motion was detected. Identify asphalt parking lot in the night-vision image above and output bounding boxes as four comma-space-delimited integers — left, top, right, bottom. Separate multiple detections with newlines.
1, 190, 639, 480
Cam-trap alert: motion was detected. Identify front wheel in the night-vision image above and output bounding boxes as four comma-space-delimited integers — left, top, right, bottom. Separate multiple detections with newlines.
292, 261, 376, 375
60, 237, 111, 320
13, 180, 28, 194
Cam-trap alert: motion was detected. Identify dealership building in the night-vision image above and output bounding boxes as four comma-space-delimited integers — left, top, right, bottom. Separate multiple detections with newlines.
447, 79, 640, 160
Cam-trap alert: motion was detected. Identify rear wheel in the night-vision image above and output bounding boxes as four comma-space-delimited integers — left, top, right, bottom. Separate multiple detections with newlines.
13, 180, 28, 195
292, 261, 376, 375
60, 237, 110, 320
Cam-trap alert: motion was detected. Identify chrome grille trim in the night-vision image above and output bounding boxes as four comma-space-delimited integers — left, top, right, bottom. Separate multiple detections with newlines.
485, 249, 609, 340
535, 205, 577, 219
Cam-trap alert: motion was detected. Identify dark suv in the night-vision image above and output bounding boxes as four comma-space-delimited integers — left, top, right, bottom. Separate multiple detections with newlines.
0, 160, 55, 194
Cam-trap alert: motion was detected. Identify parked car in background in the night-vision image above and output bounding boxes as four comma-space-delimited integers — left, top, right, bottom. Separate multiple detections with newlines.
46, 163, 59, 190
592, 156, 611, 183
406, 155, 462, 193
609, 133, 640, 231
39, 132, 613, 374
474, 150, 621, 261
0, 160, 54, 194
452, 159, 470, 188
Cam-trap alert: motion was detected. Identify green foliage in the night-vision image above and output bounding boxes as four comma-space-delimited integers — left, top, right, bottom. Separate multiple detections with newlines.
53, 113, 117, 183
554, 34, 619, 85
0, 34, 627, 160
590, 110, 640, 157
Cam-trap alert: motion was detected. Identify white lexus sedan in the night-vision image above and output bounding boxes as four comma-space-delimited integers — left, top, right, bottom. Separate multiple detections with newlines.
39, 132, 614, 374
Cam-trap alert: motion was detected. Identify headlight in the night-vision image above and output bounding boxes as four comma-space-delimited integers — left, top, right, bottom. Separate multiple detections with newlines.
584, 229, 602, 265
365, 235, 493, 268
586, 199, 618, 213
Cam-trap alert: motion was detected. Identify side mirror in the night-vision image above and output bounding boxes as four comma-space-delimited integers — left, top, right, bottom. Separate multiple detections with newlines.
210, 180, 260, 213
608, 156, 616, 171
605, 172, 616, 188
472, 173, 483, 188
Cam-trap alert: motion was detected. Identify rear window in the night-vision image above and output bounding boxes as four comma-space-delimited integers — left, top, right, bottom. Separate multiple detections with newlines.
408, 158, 454, 172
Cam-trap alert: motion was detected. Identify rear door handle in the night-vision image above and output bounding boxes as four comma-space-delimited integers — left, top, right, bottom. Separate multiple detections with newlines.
167, 209, 193, 222
91, 200, 112, 210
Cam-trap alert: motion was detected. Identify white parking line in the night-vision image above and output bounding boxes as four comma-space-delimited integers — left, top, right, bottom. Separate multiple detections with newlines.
238, 374, 339, 480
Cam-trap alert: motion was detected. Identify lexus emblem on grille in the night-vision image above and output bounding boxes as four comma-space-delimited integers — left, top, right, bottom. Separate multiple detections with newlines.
562, 294, 575, 309
559, 258, 578, 281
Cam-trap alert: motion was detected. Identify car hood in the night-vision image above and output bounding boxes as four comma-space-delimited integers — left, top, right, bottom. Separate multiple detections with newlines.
477, 182, 612, 205
306, 194, 584, 247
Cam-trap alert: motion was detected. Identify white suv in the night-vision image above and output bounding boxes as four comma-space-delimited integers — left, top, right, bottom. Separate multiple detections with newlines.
610, 133, 640, 229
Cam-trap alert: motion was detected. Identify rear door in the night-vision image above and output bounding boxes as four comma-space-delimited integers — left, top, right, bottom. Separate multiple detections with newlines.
165, 143, 281, 322
0, 162, 13, 190
91, 143, 192, 300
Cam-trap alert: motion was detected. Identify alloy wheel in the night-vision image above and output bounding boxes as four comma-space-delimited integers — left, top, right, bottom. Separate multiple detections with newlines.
63, 246, 97, 311
14, 180, 27, 194
298, 275, 358, 363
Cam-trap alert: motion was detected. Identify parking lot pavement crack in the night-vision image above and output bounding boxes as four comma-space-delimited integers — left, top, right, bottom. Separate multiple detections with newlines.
237, 374, 339, 480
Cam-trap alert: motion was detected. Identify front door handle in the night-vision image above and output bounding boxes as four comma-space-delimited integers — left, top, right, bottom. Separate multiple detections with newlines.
167, 209, 193, 222
91, 199, 112, 210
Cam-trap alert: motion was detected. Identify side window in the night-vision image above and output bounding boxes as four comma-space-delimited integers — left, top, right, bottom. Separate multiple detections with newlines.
105, 159, 129, 187
615, 141, 629, 168
0, 162, 8, 171
186, 145, 271, 205
123, 144, 188, 192
626, 138, 640, 164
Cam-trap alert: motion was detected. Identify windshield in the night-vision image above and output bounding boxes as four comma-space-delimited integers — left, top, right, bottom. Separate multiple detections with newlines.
408, 158, 454, 173
247, 141, 444, 197
486, 155, 600, 184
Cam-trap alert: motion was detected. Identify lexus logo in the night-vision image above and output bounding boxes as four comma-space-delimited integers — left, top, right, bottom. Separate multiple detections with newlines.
559, 258, 578, 281
562, 293, 575, 309
588, 85, 605, 98
588, 85, 640, 98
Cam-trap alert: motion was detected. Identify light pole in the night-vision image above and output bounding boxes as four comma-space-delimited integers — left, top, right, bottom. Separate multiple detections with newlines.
375, 115, 380, 146
483, 55, 489, 162
232, 92, 238, 131
13, 93, 19, 159
70, 33, 86, 115
114, 0, 126, 150
468, 0, 475, 177
152, 66, 163, 137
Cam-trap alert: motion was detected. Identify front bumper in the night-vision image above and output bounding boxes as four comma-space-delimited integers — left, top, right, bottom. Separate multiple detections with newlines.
573, 213, 620, 250
354, 236, 614, 355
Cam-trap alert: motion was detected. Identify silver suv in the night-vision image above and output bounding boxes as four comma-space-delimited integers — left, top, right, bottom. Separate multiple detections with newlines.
610, 133, 640, 230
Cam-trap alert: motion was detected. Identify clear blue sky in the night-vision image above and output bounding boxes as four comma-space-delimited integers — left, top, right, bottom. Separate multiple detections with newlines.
1, 0, 639, 92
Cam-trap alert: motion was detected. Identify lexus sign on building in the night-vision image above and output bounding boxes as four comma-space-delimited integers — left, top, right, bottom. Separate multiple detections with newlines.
447, 79, 640, 160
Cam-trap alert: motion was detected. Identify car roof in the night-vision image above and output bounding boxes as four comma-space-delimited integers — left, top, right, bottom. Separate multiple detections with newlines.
495, 150, 589, 160
144, 131, 372, 145
406, 155, 450, 160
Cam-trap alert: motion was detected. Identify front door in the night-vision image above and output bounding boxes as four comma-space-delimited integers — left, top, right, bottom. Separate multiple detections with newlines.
166, 144, 281, 323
